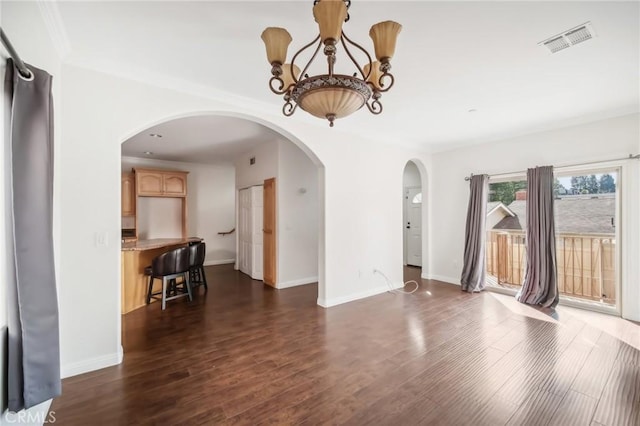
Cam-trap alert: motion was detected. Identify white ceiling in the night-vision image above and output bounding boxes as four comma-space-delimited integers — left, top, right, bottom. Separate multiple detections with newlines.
121, 115, 284, 163
54, 1, 639, 152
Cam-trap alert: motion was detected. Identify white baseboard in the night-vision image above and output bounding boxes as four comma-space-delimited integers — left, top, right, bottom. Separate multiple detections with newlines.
317, 283, 402, 308
424, 274, 460, 286
276, 276, 318, 289
61, 345, 123, 379
204, 258, 235, 266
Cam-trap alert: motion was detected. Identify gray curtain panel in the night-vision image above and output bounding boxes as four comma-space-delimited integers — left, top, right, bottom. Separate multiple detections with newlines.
5, 59, 61, 411
460, 174, 488, 292
517, 166, 559, 308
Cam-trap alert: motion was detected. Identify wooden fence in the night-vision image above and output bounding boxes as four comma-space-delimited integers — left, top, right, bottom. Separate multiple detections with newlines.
486, 230, 616, 305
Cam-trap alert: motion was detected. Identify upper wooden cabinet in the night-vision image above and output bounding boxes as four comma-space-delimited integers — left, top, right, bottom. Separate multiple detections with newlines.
134, 168, 188, 197
163, 173, 187, 196
121, 173, 136, 216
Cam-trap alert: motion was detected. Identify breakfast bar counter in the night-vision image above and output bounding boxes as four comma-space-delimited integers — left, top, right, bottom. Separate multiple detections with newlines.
121, 237, 203, 313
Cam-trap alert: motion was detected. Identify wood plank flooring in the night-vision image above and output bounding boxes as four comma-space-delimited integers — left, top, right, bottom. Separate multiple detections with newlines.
51, 265, 640, 425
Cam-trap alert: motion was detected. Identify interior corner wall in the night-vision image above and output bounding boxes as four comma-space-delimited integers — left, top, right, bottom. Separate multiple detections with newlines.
277, 139, 319, 287
121, 156, 236, 264
234, 139, 278, 189
234, 139, 320, 287
1, 0, 62, 418
429, 113, 640, 321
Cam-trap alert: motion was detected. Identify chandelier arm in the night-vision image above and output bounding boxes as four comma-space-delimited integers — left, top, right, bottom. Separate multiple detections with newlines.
366, 98, 383, 115
269, 76, 287, 95
341, 31, 374, 80
377, 72, 395, 93
283, 100, 298, 116
290, 35, 322, 83
339, 35, 367, 80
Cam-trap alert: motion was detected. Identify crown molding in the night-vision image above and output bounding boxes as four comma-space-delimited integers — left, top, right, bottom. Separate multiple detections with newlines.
37, 0, 72, 59
63, 56, 429, 154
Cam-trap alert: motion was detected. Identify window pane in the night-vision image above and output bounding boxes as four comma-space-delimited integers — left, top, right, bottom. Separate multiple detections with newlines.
554, 170, 617, 306
486, 179, 527, 288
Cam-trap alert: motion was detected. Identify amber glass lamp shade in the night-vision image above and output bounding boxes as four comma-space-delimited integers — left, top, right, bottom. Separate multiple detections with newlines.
313, 0, 348, 42
281, 63, 301, 88
369, 21, 402, 61
261, 27, 292, 64
363, 61, 382, 90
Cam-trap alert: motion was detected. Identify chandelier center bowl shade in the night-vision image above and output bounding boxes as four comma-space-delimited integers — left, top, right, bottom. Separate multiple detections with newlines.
261, 0, 401, 127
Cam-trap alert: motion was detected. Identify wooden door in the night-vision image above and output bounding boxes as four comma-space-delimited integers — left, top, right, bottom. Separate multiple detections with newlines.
263, 178, 276, 287
121, 173, 136, 216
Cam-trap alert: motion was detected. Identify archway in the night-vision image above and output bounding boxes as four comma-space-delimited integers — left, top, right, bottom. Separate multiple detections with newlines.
402, 159, 428, 280
117, 111, 326, 328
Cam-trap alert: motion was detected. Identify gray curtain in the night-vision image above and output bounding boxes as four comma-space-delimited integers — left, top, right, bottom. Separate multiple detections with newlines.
5, 59, 61, 411
517, 166, 559, 308
460, 174, 488, 292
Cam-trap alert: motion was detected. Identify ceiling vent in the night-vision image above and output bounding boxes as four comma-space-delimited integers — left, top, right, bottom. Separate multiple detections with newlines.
539, 22, 595, 53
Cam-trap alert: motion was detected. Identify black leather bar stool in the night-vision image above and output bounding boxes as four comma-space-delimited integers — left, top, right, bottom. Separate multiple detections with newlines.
145, 246, 192, 310
188, 242, 208, 292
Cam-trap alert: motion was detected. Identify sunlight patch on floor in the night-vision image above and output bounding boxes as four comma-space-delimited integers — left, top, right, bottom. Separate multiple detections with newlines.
487, 291, 640, 350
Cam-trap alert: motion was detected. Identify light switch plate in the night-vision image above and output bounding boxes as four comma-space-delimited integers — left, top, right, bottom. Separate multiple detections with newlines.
95, 232, 109, 247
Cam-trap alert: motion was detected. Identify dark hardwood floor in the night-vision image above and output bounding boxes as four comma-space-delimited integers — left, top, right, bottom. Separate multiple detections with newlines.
51, 265, 639, 425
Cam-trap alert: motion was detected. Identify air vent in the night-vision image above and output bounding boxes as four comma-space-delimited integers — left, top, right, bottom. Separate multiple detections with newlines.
539, 22, 595, 53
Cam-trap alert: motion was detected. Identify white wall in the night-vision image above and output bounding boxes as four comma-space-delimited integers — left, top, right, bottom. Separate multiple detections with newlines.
1, 0, 62, 421
122, 156, 236, 264
234, 139, 320, 287
234, 140, 278, 189
429, 113, 640, 321
136, 198, 182, 239
403, 161, 421, 187
277, 139, 319, 287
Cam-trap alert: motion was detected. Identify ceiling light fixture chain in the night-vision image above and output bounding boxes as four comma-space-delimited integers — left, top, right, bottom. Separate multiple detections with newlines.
261, 0, 401, 127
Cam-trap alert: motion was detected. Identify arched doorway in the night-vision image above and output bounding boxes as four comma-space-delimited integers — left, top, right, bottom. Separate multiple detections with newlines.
403, 161, 423, 268
117, 112, 326, 317
402, 159, 428, 282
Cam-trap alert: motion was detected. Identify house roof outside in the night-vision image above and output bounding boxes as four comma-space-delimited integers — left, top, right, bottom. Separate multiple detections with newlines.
492, 193, 616, 234
487, 201, 515, 217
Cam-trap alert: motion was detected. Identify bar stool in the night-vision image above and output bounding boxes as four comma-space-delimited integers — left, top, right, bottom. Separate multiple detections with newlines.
188, 242, 208, 292
145, 246, 192, 310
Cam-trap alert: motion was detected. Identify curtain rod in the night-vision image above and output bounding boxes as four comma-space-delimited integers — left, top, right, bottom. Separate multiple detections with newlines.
464, 153, 640, 181
1, 29, 33, 79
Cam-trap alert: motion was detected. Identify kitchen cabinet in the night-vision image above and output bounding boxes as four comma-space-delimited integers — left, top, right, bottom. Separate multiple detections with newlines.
121, 173, 136, 216
134, 168, 188, 197
163, 172, 187, 196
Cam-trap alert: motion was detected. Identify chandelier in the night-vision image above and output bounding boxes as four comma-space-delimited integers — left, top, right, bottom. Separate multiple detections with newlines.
261, 0, 401, 127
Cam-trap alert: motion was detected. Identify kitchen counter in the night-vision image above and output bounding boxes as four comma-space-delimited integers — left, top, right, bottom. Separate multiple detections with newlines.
121, 237, 203, 251
121, 237, 203, 314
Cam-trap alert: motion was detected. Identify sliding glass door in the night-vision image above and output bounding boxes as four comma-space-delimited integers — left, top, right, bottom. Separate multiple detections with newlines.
485, 168, 620, 312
